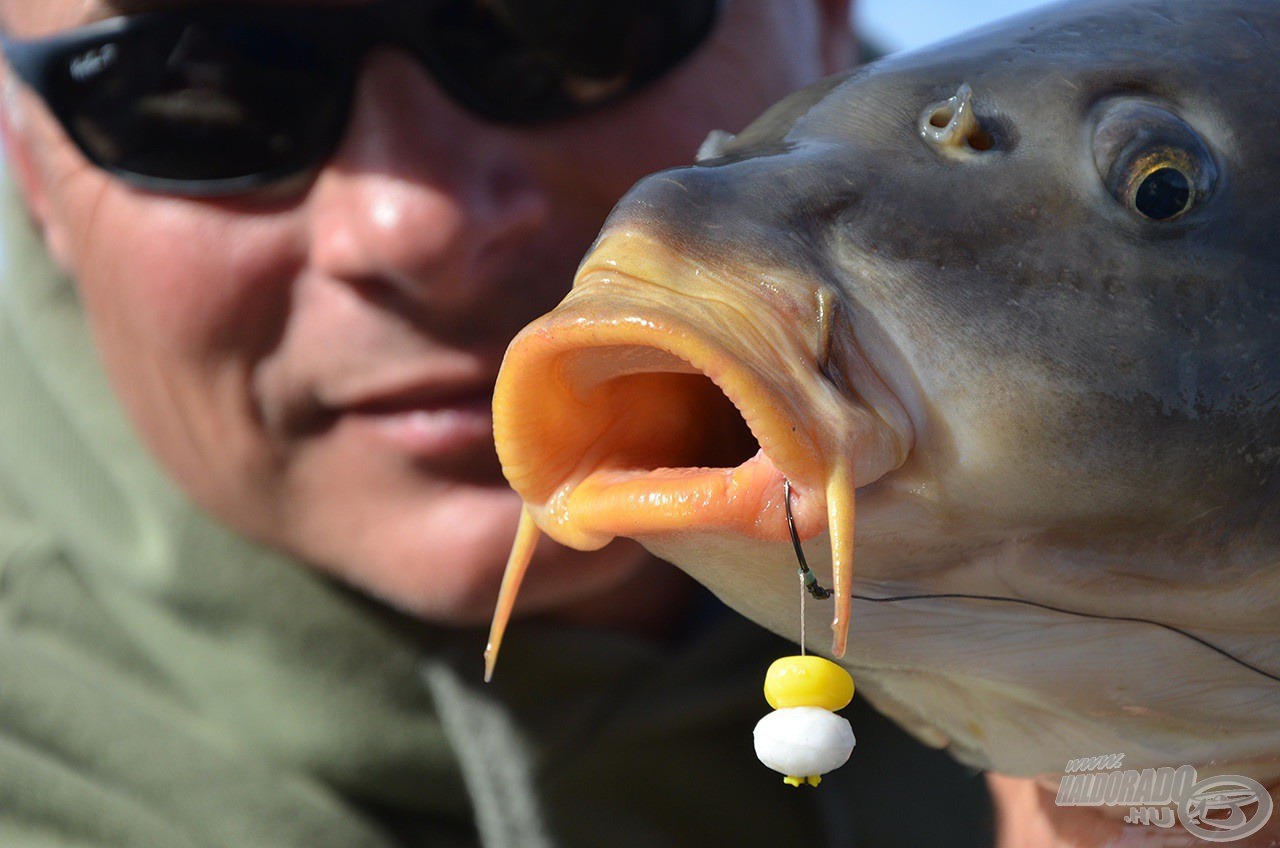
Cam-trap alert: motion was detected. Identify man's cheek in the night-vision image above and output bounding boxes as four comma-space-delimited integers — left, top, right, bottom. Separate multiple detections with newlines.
74, 197, 300, 360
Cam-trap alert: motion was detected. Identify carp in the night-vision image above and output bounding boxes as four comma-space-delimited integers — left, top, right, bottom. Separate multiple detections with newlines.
488, 0, 1280, 789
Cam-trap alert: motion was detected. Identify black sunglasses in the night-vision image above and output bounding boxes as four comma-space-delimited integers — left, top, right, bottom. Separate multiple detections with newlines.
0, 0, 721, 195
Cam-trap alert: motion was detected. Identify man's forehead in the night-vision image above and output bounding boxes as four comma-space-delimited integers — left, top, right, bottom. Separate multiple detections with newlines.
0, 0, 82, 35
3, 0, 366, 34
0, 0, 173, 34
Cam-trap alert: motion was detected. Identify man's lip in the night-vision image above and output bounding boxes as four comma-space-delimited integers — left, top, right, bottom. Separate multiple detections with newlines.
298, 377, 502, 468
325, 385, 506, 479
326, 381, 495, 416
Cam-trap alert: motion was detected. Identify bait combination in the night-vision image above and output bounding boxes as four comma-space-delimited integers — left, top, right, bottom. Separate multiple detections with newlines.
753, 479, 857, 787
753, 655, 855, 787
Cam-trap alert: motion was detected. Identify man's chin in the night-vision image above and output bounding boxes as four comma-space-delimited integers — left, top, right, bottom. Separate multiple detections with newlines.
296, 508, 659, 629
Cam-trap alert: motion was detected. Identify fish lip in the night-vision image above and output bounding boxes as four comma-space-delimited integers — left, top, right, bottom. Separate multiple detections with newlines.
495, 274, 823, 546
493, 259, 909, 551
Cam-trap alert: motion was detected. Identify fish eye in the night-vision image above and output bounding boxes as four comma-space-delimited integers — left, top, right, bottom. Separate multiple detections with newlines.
1133, 167, 1189, 220
1124, 150, 1197, 220
1091, 100, 1216, 223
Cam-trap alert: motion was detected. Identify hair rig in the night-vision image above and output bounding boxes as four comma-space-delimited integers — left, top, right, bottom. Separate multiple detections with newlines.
752, 480, 857, 787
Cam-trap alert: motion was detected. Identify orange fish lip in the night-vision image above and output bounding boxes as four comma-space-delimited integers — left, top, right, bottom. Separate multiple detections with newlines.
561, 448, 819, 544
493, 268, 841, 551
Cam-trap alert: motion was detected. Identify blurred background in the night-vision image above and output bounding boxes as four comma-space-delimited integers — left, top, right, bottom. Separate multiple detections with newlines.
860, 0, 1054, 52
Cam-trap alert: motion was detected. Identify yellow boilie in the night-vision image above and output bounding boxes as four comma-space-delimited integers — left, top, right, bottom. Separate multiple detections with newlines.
763, 655, 855, 711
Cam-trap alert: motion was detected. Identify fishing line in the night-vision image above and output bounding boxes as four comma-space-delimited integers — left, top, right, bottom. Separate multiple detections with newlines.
781, 479, 1280, 686
798, 563, 807, 656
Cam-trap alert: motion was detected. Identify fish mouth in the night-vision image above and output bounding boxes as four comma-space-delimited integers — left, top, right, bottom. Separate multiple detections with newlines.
494, 281, 833, 551
487, 232, 910, 673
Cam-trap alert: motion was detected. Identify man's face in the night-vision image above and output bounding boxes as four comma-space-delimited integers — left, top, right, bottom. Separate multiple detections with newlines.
0, 0, 850, 624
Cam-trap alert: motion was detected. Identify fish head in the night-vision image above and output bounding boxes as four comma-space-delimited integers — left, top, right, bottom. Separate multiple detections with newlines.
493, 0, 1280, 780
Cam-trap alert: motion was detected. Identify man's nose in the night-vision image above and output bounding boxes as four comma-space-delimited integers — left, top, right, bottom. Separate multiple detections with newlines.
306, 49, 551, 314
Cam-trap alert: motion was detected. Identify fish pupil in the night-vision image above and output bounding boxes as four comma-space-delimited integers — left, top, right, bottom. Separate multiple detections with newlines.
1134, 166, 1191, 220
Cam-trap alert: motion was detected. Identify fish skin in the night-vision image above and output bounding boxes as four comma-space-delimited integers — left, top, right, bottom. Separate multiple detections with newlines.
493, 0, 1280, 784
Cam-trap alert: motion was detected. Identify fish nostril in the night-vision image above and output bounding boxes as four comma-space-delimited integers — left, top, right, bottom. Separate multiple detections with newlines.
928, 108, 953, 129
967, 127, 995, 151
920, 82, 996, 156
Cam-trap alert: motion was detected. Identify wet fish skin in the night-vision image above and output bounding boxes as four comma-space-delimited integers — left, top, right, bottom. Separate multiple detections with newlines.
610, 3, 1280, 551
492, 0, 1280, 782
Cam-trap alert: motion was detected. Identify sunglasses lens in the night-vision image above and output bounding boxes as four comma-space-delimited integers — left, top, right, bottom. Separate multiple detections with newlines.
23, 0, 720, 191
424, 0, 719, 122
48, 18, 351, 188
